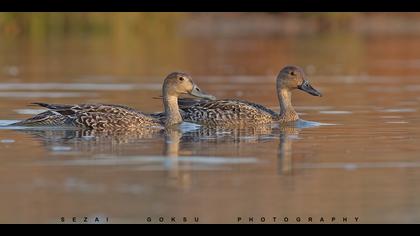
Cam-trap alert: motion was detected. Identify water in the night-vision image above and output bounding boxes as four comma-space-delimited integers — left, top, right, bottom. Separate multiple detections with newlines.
1, 15, 420, 224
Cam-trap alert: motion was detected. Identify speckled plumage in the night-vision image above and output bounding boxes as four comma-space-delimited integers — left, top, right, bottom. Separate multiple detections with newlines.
10, 72, 216, 131
152, 66, 322, 127
12, 103, 162, 131
150, 97, 295, 127
180, 99, 278, 126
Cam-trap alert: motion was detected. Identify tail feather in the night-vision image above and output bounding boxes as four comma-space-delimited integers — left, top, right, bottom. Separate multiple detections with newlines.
30, 102, 50, 108
9, 102, 77, 127
30, 102, 75, 110
9, 111, 64, 126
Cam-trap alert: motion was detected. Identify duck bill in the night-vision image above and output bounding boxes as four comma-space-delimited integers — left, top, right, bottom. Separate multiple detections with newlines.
189, 84, 217, 100
298, 80, 322, 97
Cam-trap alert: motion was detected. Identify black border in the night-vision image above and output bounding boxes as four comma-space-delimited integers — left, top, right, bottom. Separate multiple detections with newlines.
2, 0, 420, 12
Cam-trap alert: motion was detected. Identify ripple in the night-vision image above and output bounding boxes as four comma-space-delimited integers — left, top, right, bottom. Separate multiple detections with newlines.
14, 109, 46, 115
116, 184, 145, 194
284, 119, 337, 128
380, 108, 417, 113
405, 85, 420, 92
2, 66, 20, 76
82, 136, 96, 141
64, 177, 106, 193
0, 83, 161, 91
133, 166, 231, 171
0, 92, 94, 98
0, 139, 15, 143
368, 87, 402, 93
215, 131, 233, 135
294, 119, 323, 127
37, 155, 260, 167
385, 121, 408, 124
0, 120, 18, 126
381, 116, 402, 119
51, 146, 73, 151
0, 125, 79, 131
295, 106, 333, 111
296, 161, 420, 170
179, 122, 201, 133
319, 110, 353, 114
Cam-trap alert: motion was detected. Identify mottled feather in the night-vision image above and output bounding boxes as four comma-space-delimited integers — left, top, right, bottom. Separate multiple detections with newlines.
12, 103, 162, 131
151, 98, 279, 127
151, 65, 323, 127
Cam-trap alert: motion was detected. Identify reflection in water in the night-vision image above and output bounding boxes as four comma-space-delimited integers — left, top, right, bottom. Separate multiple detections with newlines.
277, 125, 300, 175
182, 123, 304, 175
163, 128, 184, 187
11, 127, 164, 154
181, 124, 275, 143
9, 122, 305, 177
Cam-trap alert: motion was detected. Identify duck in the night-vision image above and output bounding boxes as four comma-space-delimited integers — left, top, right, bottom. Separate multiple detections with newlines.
151, 66, 322, 126
10, 72, 216, 131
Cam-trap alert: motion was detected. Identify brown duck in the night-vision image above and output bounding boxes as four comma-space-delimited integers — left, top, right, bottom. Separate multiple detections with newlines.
152, 66, 322, 126
10, 72, 215, 131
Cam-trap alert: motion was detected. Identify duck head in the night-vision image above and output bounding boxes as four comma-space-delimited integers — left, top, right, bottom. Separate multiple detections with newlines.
163, 72, 216, 100
276, 65, 322, 97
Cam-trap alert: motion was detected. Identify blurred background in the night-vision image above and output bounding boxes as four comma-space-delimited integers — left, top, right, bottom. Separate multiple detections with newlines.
2, 12, 420, 79
2, 12, 420, 115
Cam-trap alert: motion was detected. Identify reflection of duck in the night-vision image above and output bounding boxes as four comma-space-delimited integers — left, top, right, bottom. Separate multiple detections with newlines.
15, 128, 164, 154
163, 128, 187, 187
181, 124, 275, 144
277, 125, 300, 175
13, 120, 303, 176
180, 124, 301, 175
9, 72, 215, 131
152, 66, 321, 126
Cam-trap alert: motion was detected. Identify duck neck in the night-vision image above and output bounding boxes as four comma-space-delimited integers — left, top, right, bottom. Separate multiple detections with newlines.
163, 95, 183, 127
277, 88, 299, 122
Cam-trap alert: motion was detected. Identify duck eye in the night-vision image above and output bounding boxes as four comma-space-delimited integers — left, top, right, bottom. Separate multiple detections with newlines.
290, 71, 296, 76
178, 77, 184, 81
